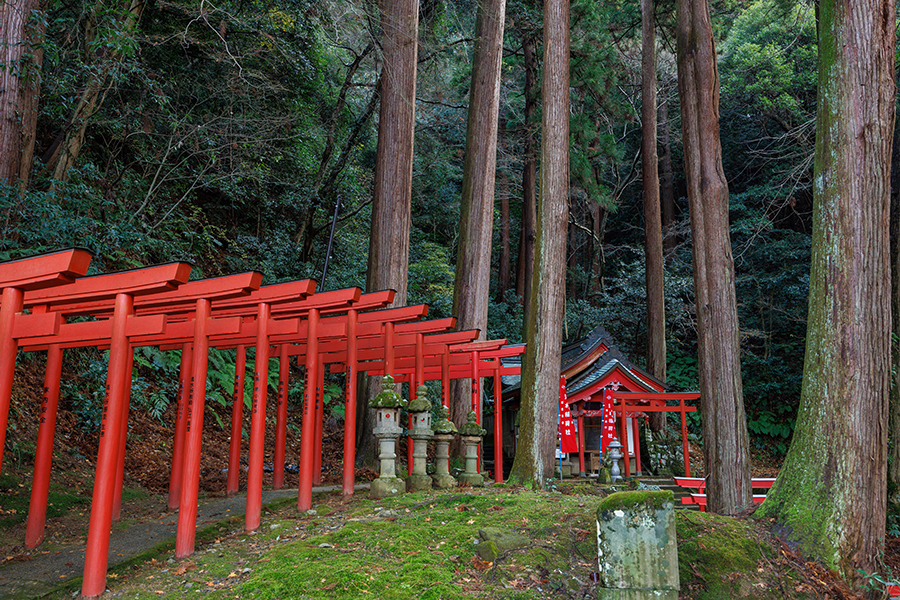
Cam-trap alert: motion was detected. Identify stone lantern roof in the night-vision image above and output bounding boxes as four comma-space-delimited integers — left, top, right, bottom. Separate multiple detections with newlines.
407, 384, 431, 412
371, 375, 407, 408
459, 410, 486, 436
433, 405, 458, 434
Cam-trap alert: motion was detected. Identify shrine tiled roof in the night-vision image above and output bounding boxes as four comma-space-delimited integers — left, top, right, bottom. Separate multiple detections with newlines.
499, 327, 666, 403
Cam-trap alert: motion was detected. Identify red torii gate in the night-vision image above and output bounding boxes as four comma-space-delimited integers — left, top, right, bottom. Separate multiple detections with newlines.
568, 390, 699, 478
278, 306, 456, 494
19, 272, 264, 551
200, 289, 405, 510
149, 285, 390, 529
19, 262, 196, 599
354, 339, 526, 482
0, 249, 92, 472
299, 318, 469, 477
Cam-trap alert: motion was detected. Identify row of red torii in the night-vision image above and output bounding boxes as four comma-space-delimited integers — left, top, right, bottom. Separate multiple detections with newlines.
0, 249, 528, 598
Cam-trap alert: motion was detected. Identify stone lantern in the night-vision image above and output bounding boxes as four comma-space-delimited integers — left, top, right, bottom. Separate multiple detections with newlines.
407, 384, 434, 491
607, 438, 624, 483
458, 410, 486, 487
371, 375, 407, 499
431, 405, 458, 489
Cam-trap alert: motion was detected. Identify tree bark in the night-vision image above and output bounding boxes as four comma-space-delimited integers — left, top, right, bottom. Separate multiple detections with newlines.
508, 0, 569, 488
358, 0, 419, 464
757, 0, 895, 584
641, 0, 666, 433
0, 0, 45, 189
658, 96, 676, 257
515, 33, 538, 325
497, 136, 510, 301
675, 0, 751, 514
449, 0, 506, 431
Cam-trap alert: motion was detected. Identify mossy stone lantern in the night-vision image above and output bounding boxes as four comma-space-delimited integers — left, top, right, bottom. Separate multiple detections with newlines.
371, 375, 407, 499
458, 410, 486, 487
407, 384, 434, 491
431, 405, 458, 489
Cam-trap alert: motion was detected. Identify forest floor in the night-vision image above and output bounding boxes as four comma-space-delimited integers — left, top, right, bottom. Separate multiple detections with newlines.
0, 359, 897, 599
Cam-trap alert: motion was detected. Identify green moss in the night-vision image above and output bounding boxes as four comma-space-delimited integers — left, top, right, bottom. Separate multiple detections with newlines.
677, 511, 812, 599
597, 490, 673, 514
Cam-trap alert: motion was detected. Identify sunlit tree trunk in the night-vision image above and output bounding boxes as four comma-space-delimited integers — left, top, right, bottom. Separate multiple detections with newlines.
757, 0, 895, 584
357, 0, 418, 463
449, 0, 506, 432
641, 0, 666, 432
675, 0, 751, 514
508, 0, 569, 488
0, 0, 45, 189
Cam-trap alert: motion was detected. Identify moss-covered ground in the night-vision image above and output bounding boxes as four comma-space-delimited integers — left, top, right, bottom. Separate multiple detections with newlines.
18, 480, 868, 600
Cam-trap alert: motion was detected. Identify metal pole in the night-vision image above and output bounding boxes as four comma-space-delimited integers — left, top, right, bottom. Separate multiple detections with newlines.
320, 196, 341, 290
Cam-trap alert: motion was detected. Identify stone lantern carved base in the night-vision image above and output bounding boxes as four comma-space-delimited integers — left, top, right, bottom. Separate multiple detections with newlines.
458, 434, 485, 487
431, 433, 457, 489
371, 476, 406, 499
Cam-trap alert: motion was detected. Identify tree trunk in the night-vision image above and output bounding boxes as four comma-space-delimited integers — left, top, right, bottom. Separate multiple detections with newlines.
0, 0, 45, 189
508, 0, 569, 488
588, 200, 604, 301
757, 0, 895, 584
641, 0, 666, 433
515, 33, 538, 325
47, 0, 145, 182
658, 96, 676, 257
449, 0, 506, 431
498, 159, 510, 301
675, 0, 751, 514
498, 117, 510, 301
358, 0, 419, 465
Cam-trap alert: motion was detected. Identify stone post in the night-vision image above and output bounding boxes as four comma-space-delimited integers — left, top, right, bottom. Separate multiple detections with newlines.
431, 405, 458, 489
458, 410, 485, 487
595, 490, 679, 599
371, 375, 407, 499
407, 384, 434, 491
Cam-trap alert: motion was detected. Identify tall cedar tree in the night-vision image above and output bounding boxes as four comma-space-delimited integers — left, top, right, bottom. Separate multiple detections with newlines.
757, 0, 895, 583
641, 0, 666, 429
515, 33, 538, 324
449, 0, 506, 431
357, 0, 418, 461
508, 0, 569, 487
0, 0, 44, 189
675, 0, 752, 514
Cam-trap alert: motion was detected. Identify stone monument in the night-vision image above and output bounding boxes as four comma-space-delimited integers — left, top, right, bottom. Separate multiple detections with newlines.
458, 410, 486, 487
370, 375, 407, 499
407, 384, 434, 491
431, 405, 458, 489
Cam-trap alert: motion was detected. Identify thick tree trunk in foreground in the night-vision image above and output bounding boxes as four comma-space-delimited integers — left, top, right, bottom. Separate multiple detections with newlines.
757, 0, 895, 583
641, 0, 666, 431
675, 0, 751, 514
449, 0, 506, 432
0, 0, 45, 189
358, 0, 418, 464
508, 0, 569, 488
515, 34, 538, 326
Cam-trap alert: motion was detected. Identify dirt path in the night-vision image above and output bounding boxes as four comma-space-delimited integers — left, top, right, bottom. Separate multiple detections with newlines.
0, 484, 367, 599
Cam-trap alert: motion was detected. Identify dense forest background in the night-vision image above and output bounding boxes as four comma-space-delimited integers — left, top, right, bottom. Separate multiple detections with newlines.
1, 0, 816, 455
